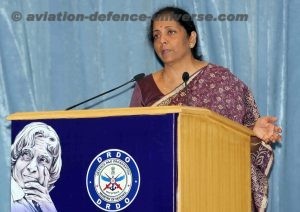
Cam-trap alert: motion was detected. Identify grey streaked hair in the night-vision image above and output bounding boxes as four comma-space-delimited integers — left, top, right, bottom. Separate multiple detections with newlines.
11, 122, 62, 189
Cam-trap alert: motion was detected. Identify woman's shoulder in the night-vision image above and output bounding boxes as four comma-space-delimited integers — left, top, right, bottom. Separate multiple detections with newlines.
206, 63, 232, 75
204, 63, 248, 87
206, 63, 241, 80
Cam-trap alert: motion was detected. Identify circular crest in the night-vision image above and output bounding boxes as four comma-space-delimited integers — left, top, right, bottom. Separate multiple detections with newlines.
86, 149, 140, 211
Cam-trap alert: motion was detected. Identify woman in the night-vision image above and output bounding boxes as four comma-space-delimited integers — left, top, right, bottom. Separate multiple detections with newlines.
130, 6, 282, 212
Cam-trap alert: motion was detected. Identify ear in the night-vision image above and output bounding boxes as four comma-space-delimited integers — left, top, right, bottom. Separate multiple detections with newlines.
188, 31, 197, 48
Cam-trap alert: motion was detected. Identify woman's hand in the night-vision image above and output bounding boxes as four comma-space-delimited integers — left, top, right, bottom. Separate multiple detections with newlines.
253, 116, 282, 144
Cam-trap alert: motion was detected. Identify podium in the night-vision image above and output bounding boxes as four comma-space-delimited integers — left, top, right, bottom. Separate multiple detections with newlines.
8, 106, 252, 212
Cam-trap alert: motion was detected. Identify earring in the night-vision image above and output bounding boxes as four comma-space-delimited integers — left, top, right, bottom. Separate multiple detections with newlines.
189, 43, 194, 48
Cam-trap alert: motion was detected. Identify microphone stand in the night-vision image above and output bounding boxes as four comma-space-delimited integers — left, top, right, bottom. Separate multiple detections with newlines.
65, 73, 145, 110
182, 72, 190, 106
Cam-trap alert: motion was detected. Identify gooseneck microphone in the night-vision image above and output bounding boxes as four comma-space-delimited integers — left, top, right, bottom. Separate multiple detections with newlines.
182, 72, 190, 86
182, 72, 190, 106
65, 73, 145, 110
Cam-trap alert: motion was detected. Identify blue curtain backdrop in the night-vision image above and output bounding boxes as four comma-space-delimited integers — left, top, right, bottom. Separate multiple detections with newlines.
1, 0, 299, 211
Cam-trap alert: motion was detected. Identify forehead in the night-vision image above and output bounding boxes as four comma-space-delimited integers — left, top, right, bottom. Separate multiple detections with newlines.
35, 137, 51, 146
152, 20, 182, 30
28, 138, 54, 154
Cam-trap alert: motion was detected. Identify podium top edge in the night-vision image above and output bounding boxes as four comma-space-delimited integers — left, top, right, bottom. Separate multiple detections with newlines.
7, 106, 253, 135
7, 106, 206, 120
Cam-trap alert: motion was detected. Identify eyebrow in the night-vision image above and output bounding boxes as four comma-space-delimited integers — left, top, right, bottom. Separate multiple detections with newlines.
38, 154, 51, 160
22, 147, 33, 152
153, 26, 177, 32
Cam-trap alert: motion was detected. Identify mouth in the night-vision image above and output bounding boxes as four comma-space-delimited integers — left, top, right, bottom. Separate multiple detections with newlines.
161, 49, 171, 56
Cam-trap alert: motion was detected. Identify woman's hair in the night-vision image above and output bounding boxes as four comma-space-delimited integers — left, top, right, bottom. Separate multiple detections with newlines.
11, 122, 62, 189
148, 6, 202, 60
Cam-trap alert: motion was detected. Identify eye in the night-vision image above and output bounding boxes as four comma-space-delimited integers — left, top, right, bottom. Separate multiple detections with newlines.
38, 156, 50, 166
34, 131, 44, 138
167, 29, 176, 35
21, 149, 33, 161
153, 33, 160, 40
49, 137, 55, 142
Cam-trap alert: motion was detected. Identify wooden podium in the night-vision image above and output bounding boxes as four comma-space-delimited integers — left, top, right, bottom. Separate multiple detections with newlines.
8, 106, 252, 212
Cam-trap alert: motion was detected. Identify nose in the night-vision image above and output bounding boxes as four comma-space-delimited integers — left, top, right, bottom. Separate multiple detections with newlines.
158, 34, 168, 45
26, 159, 38, 173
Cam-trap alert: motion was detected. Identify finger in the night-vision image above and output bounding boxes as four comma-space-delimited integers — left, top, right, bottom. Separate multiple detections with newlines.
24, 188, 43, 196
275, 127, 282, 133
23, 189, 43, 199
274, 134, 282, 142
24, 181, 41, 188
24, 190, 46, 200
25, 182, 47, 193
269, 134, 282, 143
261, 135, 270, 143
24, 187, 50, 202
265, 116, 278, 123
43, 167, 50, 188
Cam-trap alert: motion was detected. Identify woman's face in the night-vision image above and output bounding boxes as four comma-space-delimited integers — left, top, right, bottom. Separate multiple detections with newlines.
152, 19, 195, 65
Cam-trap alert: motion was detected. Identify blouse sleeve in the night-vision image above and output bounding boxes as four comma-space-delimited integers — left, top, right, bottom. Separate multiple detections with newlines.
129, 83, 143, 107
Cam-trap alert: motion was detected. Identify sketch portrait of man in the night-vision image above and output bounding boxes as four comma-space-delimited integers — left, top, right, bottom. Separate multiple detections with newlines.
11, 122, 62, 212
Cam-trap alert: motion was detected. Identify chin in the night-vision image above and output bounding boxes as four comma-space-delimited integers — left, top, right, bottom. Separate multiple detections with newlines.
160, 57, 174, 64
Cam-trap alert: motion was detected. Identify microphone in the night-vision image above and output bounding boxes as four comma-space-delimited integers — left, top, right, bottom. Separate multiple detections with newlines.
65, 73, 145, 110
182, 72, 190, 106
182, 72, 190, 86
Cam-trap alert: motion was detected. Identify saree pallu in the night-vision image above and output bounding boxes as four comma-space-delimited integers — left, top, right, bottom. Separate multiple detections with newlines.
130, 63, 274, 212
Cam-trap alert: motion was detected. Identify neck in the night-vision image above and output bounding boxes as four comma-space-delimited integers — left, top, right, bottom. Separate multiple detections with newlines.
155, 56, 207, 94
162, 57, 205, 80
